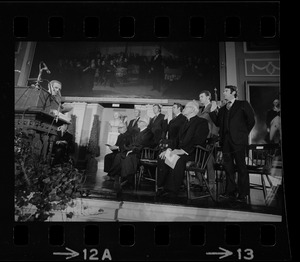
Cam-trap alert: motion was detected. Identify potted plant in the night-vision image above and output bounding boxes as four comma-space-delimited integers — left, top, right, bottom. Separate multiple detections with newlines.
14, 128, 86, 221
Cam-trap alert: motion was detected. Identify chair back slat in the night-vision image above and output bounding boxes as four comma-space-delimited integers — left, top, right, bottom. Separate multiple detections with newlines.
141, 147, 159, 160
194, 141, 215, 170
246, 143, 280, 172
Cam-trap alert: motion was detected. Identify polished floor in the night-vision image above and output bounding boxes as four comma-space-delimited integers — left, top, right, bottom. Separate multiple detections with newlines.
79, 158, 283, 219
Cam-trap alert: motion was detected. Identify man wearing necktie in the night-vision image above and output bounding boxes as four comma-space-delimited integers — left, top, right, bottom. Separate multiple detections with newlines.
148, 104, 167, 147
157, 100, 209, 198
166, 103, 187, 149
198, 90, 219, 190
127, 109, 141, 140
209, 85, 255, 203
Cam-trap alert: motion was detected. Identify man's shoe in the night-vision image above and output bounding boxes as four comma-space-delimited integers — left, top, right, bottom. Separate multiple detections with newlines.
220, 192, 236, 199
156, 188, 166, 197
160, 191, 178, 199
103, 175, 115, 181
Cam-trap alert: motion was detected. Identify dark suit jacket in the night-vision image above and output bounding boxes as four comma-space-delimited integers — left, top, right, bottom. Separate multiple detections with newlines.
167, 113, 187, 149
178, 115, 209, 154
198, 103, 219, 138
103, 130, 132, 172
120, 127, 154, 177
127, 117, 140, 139
115, 131, 132, 153
52, 131, 74, 165
148, 113, 167, 145
127, 127, 154, 155
54, 131, 74, 154
209, 100, 255, 146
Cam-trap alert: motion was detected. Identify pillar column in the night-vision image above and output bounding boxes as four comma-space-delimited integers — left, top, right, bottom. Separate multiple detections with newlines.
225, 42, 238, 88
17, 42, 36, 87
69, 102, 87, 146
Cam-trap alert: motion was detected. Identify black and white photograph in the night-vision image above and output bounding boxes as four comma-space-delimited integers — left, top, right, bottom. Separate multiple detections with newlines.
14, 41, 282, 223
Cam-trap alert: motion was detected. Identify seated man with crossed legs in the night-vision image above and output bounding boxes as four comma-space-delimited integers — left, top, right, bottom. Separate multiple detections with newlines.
157, 100, 209, 199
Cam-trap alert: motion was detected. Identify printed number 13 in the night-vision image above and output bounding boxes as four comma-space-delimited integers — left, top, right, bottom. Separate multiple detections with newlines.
237, 248, 254, 260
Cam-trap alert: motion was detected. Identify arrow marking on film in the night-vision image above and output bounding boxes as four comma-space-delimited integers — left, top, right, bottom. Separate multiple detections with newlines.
53, 247, 79, 260
206, 247, 233, 259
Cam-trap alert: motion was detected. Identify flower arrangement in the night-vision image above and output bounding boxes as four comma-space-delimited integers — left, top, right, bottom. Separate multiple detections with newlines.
14, 128, 86, 221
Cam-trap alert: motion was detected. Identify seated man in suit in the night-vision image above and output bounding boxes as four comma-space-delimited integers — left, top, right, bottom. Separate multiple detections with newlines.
103, 122, 132, 180
109, 117, 155, 191
127, 108, 141, 140
52, 123, 74, 166
157, 100, 209, 198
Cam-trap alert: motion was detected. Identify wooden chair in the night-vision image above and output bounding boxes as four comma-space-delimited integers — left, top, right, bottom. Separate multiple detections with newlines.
185, 139, 216, 203
213, 145, 227, 201
246, 143, 281, 205
135, 147, 160, 193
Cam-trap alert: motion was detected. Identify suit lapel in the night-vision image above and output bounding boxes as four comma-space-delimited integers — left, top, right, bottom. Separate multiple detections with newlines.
153, 114, 161, 123
199, 103, 212, 116
133, 117, 139, 127
205, 103, 212, 113
228, 100, 239, 118
181, 118, 191, 135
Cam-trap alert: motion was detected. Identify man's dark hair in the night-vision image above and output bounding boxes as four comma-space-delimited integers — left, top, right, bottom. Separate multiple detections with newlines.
173, 103, 183, 112
153, 104, 162, 112
225, 85, 238, 98
199, 90, 212, 100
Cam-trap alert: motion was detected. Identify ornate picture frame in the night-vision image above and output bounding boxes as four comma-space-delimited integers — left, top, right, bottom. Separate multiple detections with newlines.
245, 58, 280, 77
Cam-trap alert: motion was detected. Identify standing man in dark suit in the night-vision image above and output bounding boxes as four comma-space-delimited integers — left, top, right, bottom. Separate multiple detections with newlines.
148, 104, 167, 147
198, 90, 219, 139
209, 85, 255, 202
127, 108, 141, 140
198, 90, 219, 190
157, 100, 209, 198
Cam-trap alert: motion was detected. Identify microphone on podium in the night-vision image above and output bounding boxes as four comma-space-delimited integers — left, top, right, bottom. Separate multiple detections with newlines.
42, 62, 51, 74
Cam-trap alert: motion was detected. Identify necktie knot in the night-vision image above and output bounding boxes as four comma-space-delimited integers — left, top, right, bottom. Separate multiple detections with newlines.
226, 101, 232, 110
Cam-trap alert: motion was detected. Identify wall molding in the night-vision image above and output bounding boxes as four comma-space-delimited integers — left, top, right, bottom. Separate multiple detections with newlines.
245, 59, 280, 77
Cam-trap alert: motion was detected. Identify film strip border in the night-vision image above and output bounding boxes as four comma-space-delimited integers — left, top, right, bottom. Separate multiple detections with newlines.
12, 14, 278, 39
1, 1, 289, 261
1, 2, 279, 41
2, 222, 290, 260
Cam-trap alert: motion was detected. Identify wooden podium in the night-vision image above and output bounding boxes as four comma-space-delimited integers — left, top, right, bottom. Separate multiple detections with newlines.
15, 86, 69, 162
15, 86, 61, 115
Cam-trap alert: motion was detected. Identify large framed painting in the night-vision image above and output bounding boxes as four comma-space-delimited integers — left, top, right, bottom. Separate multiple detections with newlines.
27, 41, 220, 101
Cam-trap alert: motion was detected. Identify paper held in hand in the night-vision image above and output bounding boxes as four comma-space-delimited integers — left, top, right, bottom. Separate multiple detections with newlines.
164, 149, 180, 169
106, 144, 118, 151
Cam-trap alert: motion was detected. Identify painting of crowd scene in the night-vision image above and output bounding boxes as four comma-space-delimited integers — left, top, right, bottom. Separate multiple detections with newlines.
29, 42, 220, 99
